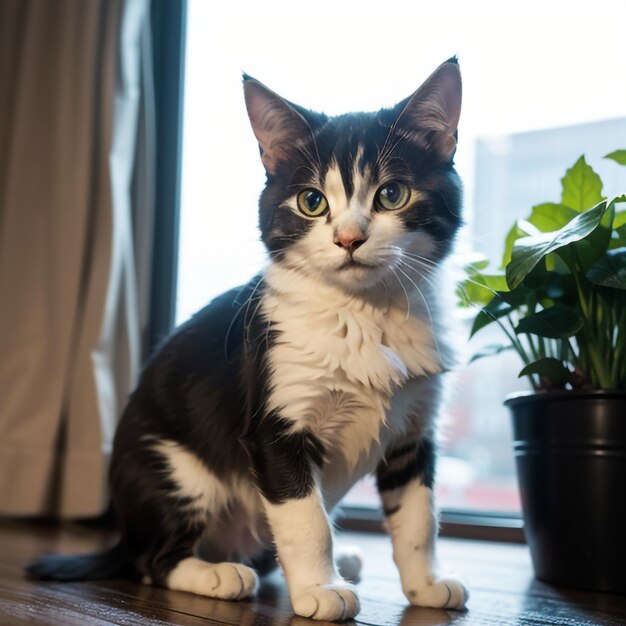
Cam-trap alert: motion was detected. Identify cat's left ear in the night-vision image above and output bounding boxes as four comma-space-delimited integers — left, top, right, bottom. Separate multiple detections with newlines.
392, 58, 462, 161
243, 75, 323, 175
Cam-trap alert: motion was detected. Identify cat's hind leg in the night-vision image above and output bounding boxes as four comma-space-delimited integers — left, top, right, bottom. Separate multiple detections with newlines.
166, 557, 258, 600
112, 438, 259, 602
137, 510, 260, 600
140, 528, 259, 600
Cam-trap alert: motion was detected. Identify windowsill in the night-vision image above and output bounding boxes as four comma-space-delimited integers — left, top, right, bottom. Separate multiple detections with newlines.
337, 506, 526, 543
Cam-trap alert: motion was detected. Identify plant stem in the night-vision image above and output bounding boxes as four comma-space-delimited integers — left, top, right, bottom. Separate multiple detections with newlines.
526, 334, 540, 362
572, 261, 612, 388
611, 295, 626, 388
501, 314, 531, 365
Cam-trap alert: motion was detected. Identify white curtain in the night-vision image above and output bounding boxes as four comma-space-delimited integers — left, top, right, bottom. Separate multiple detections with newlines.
0, 0, 153, 517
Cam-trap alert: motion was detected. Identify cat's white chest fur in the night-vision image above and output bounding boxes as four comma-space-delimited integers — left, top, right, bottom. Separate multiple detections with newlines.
262, 264, 447, 503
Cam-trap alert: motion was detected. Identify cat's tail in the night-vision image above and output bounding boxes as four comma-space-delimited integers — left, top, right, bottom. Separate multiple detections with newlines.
25, 541, 134, 581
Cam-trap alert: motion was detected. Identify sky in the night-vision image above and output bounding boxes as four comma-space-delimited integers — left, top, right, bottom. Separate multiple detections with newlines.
177, 0, 626, 322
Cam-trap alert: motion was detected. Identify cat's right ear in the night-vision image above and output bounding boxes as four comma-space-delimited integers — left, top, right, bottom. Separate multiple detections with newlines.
243, 75, 317, 175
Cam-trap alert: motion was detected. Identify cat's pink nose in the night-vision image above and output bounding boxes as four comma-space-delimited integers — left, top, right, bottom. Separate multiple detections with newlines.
334, 233, 367, 254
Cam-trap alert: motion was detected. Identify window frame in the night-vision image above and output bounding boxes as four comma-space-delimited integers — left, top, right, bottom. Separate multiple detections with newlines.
148, 0, 188, 352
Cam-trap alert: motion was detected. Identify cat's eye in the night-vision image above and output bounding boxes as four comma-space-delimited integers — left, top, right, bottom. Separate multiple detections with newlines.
297, 188, 329, 217
375, 182, 410, 211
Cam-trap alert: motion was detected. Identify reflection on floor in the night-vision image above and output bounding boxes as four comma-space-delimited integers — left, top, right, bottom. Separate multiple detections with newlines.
1, 519, 624, 625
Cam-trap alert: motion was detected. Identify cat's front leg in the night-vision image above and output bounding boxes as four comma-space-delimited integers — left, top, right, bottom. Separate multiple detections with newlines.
263, 489, 360, 621
248, 417, 359, 621
377, 436, 469, 610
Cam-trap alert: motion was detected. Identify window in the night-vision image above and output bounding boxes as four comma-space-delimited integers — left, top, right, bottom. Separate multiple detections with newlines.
177, 0, 626, 518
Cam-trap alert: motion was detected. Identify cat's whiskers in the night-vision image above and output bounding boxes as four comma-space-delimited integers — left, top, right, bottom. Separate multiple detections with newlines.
396, 259, 437, 292
393, 253, 437, 276
287, 162, 320, 188
295, 126, 323, 169
224, 277, 265, 362
434, 190, 461, 219
388, 246, 439, 269
381, 245, 438, 282
269, 235, 306, 245
396, 256, 447, 296
244, 289, 267, 347
375, 116, 409, 171
382, 153, 413, 178
394, 263, 442, 362
289, 139, 322, 180
400, 252, 438, 268
397, 258, 436, 277
389, 266, 412, 322
375, 129, 412, 174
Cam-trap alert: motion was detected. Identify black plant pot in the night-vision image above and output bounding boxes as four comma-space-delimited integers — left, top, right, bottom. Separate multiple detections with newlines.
505, 390, 626, 594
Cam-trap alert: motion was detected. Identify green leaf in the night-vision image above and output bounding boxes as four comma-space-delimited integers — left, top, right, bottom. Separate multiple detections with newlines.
514, 304, 584, 338
586, 248, 626, 289
469, 343, 512, 364
469, 258, 490, 271
614, 210, 626, 230
481, 274, 509, 292
500, 283, 534, 307
605, 150, 626, 166
519, 357, 573, 387
564, 199, 615, 270
458, 271, 509, 309
506, 201, 608, 289
561, 156, 604, 212
528, 203, 579, 232
610, 224, 626, 250
458, 278, 493, 308
501, 220, 540, 268
470, 297, 514, 337
522, 265, 576, 302
544, 252, 570, 273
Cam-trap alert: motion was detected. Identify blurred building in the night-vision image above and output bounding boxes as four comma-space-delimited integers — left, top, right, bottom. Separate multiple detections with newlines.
473, 117, 626, 266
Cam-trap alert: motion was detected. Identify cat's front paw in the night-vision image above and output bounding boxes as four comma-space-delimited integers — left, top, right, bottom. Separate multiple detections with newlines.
292, 582, 360, 621
405, 577, 468, 610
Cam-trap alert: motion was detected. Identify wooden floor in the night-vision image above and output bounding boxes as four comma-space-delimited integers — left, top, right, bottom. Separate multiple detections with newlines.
1, 519, 625, 626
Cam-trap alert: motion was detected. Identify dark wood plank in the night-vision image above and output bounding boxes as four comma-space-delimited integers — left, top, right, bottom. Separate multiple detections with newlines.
0, 519, 625, 626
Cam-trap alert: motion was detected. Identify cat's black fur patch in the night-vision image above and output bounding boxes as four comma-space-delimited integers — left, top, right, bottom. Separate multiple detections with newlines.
376, 437, 436, 493
386, 441, 419, 462
244, 413, 325, 502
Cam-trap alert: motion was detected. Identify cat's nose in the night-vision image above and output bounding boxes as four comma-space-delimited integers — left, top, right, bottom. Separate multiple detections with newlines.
334, 234, 368, 254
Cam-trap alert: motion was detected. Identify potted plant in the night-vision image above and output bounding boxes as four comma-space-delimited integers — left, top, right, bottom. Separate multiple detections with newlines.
458, 150, 626, 594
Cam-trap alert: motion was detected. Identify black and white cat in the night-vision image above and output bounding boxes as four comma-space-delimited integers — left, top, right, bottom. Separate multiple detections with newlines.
28, 58, 468, 622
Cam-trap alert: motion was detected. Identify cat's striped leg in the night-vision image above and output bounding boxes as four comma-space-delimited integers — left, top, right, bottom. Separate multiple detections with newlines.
377, 437, 469, 610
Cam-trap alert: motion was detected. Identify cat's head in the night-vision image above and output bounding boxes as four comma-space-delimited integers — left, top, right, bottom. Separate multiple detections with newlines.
244, 59, 462, 293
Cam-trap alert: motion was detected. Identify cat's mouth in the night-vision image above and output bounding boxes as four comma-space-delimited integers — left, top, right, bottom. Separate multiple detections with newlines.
338, 258, 375, 271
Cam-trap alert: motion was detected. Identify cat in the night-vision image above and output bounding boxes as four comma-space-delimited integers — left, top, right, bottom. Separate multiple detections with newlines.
27, 58, 468, 622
